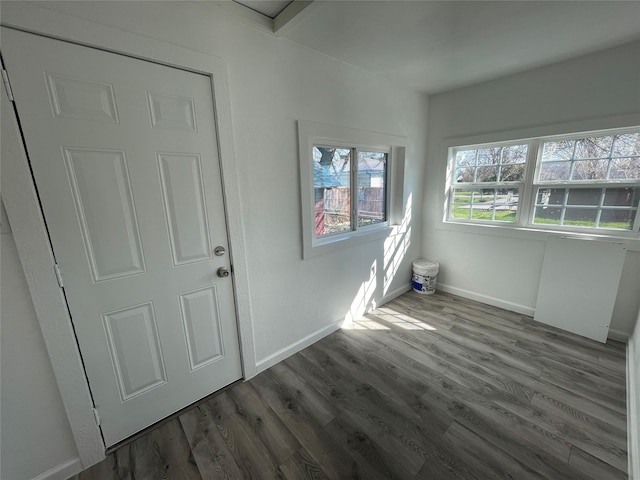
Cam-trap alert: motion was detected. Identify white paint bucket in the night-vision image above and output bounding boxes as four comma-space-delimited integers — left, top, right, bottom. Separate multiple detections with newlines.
412, 259, 439, 295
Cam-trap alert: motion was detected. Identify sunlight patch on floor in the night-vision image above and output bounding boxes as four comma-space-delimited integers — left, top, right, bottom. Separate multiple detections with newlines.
343, 306, 438, 332
372, 313, 437, 331
342, 319, 391, 330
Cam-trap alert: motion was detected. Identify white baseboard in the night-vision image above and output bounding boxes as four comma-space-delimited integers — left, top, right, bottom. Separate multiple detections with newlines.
254, 284, 412, 375
382, 284, 412, 303
436, 283, 536, 317
628, 339, 639, 480
607, 328, 630, 343
435, 284, 630, 344
255, 319, 342, 374
31, 458, 82, 480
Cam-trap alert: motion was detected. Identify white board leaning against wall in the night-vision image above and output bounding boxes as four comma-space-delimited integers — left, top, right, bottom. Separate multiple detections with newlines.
534, 236, 626, 343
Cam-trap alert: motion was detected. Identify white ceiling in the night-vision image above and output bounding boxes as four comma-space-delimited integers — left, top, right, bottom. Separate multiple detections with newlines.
277, 1, 640, 94
233, 0, 292, 18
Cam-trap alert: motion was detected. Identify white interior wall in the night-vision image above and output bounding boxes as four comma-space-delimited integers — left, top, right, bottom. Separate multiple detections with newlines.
629, 308, 640, 479
612, 251, 640, 335
0, 2, 427, 478
423, 40, 640, 334
1, 229, 80, 479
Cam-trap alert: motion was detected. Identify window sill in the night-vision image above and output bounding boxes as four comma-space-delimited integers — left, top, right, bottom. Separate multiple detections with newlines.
437, 220, 640, 251
304, 224, 392, 259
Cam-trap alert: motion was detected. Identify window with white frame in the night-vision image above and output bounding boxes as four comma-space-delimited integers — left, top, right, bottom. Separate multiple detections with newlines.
450, 143, 528, 224
313, 146, 388, 237
299, 121, 406, 259
446, 127, 640, 235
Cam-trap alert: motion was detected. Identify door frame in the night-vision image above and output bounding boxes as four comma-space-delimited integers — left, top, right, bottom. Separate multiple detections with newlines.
1, 6, 257, 468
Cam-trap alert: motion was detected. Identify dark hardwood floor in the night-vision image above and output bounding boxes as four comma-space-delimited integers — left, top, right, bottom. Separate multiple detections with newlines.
71, 291, 628, 480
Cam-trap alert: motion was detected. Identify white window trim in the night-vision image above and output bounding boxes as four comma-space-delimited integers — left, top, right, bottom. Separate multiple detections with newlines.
443, 125, 640, 240
298, 120, 406, 259
447, 139, 535, 227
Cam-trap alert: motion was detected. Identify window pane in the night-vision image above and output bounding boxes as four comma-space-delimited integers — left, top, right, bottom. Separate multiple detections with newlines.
541, 140, 574, 162
567, 188, 601, 206
454, 149, 477, 183
539, 162, 570, 181
600, 210, 635, 230
502, 144, 528, 164
564, 208, 597, 227
451, 190, 472, 219
571, 159, 609, 180
476, 148, 501, 166
452, 188, 517, 223
534, 187, 638, 230
499, 163, 525, 182
534, 206, 562, 225
357, 151, 387, 227
452, 205, 471, 219
471, 190, 493, 207
539, 131, 640, 185
574, 136, 612, 159
455, 144, 527, 184
455, 150, 477, 167
612, 133, 640, 157
313, 146, 351, 236
536, 188, 564, 206
603, 187, 639, 207
609, 158, 640, 180
476, 165, 499, 182
470, 189, 496, 221
452, 190, 472, 205
455, 165, 475, 183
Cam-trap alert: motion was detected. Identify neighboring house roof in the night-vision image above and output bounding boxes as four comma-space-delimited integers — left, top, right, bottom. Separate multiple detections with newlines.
314, 163, 342, 188
314, 156, 385, 188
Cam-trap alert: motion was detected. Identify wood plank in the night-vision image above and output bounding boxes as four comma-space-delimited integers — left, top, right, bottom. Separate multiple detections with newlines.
443, 421, 549, 480
74, 290, 628, 480
494, 389, 627, 471
429, 369, 574, 464
225, 381, 301, 464
568, 446, 627, 480
279, 448, 330, 480
324, 414, 416, 480
250, 369, 361, 480
201, 392, 283, 479
179, 404, 246, 480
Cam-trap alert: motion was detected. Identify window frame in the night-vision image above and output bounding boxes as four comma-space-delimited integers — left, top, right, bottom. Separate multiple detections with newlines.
298, 121, 406, 259
447, 139, 536, 227
444, 126, 640, 237
312, 144, 390, 238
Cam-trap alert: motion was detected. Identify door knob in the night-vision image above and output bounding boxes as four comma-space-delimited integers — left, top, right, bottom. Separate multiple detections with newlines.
217, 266, 230, 278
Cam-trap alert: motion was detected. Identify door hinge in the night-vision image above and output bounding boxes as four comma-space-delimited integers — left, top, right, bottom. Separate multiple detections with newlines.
1, 69, 14, 102
92, 407, 101, 426
54, 263, 64, 288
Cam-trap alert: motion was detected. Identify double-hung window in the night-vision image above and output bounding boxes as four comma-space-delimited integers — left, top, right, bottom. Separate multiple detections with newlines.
532, 132, 640, 230
299, 121, 406, 259
446, 126, 640, 235
450, 142, 529, 224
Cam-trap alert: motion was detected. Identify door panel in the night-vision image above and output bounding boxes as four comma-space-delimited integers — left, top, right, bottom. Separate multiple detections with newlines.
64, 147, 146, 281
103, 302, 167, 400
157, 152, 213, 265
1, 28, 243, 446
179, 286, 225, 370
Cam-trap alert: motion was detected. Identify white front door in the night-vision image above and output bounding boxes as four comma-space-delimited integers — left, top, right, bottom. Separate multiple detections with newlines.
2, 28, 243, 446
